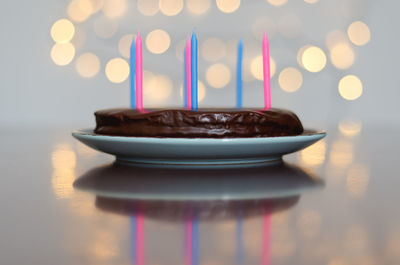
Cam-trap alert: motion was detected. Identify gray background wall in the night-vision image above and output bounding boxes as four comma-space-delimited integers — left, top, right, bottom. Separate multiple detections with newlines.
0, 0, 398, 129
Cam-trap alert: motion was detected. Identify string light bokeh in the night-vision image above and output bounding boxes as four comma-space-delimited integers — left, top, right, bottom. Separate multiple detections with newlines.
48, 0, 371, 118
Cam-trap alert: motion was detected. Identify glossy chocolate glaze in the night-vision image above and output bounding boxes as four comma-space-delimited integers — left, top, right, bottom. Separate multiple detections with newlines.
94, 108, 304, 138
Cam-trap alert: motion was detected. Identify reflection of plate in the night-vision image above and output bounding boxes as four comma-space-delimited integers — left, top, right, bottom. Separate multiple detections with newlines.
73, 162, 324, 220
72, 128, 326, 166
94, 196, 300, 221
73, 162, 324, 201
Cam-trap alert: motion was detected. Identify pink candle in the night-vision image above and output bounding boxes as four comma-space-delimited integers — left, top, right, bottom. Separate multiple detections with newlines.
262, 33, 271, 110
136, 213, 144, 265
136, 31, 143, 110
185, 37, 192, 109
261, 213, 271, 265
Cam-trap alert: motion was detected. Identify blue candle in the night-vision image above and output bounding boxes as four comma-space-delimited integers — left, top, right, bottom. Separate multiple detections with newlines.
130, 216, 136, 264
192, 215, 199, 265
184, 47, 187, 108
236, 211, 244, 264
130, 37, 136, 109
236, 39, 243, 108
191, 32, 198, 110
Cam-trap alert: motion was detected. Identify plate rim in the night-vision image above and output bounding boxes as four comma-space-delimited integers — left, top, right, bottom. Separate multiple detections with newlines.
72, 128, 327, 143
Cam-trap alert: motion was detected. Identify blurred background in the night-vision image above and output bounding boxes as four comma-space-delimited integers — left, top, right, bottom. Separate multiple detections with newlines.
0, 0, 398, 129
2, 2, 400, 264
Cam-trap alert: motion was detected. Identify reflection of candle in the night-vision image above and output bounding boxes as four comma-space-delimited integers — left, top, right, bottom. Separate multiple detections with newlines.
262, 33, 271, 110
236, 211, 244, 264
261, 212, 271, 265
191, 32, 198, 110
185, 215, 199, 265
130, 216, 136, 264
136, 31, 143, 110
236, 39, 243, 108
130, 38, 136, 109
185, 220, 192, 265
136, 213, 144, 265
192, 217, 199, 265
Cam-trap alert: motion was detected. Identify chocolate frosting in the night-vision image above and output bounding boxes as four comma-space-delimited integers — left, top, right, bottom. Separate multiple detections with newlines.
94, 108, 304, 138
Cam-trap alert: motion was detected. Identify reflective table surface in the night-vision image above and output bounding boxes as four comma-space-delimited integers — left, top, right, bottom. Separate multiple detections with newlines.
1, 127, 399, 265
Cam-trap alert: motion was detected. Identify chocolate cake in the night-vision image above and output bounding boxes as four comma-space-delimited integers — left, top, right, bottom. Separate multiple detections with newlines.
94, 108, 303, 138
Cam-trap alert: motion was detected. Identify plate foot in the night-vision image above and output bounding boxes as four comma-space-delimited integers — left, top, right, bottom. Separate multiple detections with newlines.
115, 156, 283, 168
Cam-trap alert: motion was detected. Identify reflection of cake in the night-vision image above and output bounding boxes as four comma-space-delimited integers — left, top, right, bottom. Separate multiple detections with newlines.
95, 196, 300, 221
94, 108, 303, 138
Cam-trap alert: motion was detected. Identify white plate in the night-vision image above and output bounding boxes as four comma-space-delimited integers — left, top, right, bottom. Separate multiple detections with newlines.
72, 128, 326, 166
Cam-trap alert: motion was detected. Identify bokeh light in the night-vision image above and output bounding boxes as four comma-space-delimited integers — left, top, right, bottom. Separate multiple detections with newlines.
347, 21, 371, 46
216, 0, 241, 13
51, 19, 75, 44
252, 17, 276, 40
297, 45, 311, 68
51, 43, 76, 66
267, 0, 287, 7
338, 118, 362, 137
346, 164, 369, 198
118, 34, 135, 58
187, 0, 211, 15
201, 38, 227, 62
102, 0, 127, 18
329, 139, 353, 168
137, 0, 159, 16
75, 53, 100, 78
329, 43, 355, 69
198, 81, 207, 103
52, 144, 76, 169
325, 30, 347, 49
180, 81, 206, 102
143, 72, 173, 104
90, 0, 104, 13
159, 0, 184, 16
278, 67, 302, 92
52, 168, 76, 199
206, 63, 231, 89
105, 57, 129, 83
93, 17, 118, 39
301, 46, 327, 73
51, 143, 76, 199
90, 230, 119, 259
299, 140, 326, 166
278, 14, 302, 38
146, 29, 171, 54
304, 0, 319, 3
250, 55, 276, 80
67, 0, 93, 23
242, 58, 254, 82
338, 75, 363, 101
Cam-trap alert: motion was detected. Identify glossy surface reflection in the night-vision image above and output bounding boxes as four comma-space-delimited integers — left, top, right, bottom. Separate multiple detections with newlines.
74, 162, 323, 200
1, 128, 400, 264
74, 162, 320, 265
